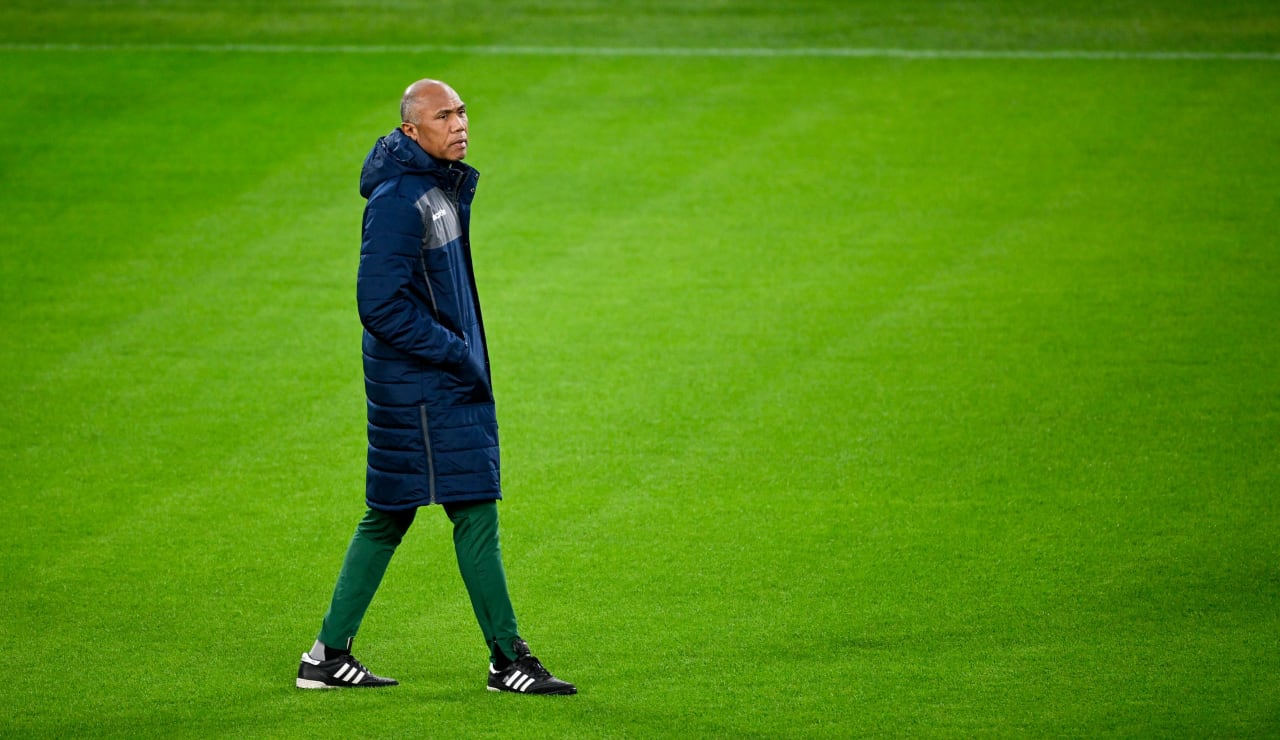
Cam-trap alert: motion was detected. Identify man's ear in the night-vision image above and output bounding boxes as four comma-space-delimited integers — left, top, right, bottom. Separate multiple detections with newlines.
400, 122, 417, 142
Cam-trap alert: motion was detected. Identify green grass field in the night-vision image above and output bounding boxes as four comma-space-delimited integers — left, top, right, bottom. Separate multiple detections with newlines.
2, 1, 1278, 736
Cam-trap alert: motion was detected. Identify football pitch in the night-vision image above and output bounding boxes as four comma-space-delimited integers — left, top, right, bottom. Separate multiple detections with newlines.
2, 1, 1278, 736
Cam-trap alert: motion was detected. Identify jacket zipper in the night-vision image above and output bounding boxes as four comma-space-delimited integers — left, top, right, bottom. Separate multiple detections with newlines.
418, 404, 437, 504
417, 169, 471, 506
419, 254, 440, 317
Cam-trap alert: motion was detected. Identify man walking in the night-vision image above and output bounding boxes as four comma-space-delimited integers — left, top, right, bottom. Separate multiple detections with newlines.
296, 79, 575, 696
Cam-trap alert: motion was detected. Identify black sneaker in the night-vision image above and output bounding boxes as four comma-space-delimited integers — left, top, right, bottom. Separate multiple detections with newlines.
296, 652, 399, 689
487, 639, 577, 695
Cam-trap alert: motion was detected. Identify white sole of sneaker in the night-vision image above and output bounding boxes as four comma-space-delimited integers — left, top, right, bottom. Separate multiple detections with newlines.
486, 685, 577, 695
296, 678, 339, 689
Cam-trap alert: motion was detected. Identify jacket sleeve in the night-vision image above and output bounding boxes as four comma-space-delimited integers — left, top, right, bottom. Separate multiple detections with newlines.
357, 195, 469, 367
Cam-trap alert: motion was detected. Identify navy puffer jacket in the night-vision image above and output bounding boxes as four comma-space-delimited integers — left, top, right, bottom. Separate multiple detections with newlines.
356, 128, 499, 509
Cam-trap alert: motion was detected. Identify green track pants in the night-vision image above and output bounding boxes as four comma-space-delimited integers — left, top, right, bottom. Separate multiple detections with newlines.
317, 501, 520, 662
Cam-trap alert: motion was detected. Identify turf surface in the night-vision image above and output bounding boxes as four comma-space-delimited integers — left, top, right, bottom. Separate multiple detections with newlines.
2, 2, 1278, 737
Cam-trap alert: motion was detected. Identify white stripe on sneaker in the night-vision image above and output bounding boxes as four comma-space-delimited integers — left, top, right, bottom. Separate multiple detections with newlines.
352, 671, 366, 684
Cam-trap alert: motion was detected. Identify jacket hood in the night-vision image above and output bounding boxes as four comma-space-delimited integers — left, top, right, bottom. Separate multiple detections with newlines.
359, 128, 441, 199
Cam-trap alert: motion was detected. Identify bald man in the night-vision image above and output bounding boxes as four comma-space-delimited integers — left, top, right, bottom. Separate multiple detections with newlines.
296, 80, 575, 695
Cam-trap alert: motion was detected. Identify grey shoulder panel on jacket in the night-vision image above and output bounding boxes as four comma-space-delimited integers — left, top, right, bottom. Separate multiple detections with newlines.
413, 187, 462, 250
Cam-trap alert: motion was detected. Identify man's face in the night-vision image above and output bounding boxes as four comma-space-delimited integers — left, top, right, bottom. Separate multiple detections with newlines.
401, 84, 468, 161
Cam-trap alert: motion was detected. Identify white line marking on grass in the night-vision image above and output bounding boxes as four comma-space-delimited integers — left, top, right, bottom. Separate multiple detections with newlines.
1, 42, 1277, 61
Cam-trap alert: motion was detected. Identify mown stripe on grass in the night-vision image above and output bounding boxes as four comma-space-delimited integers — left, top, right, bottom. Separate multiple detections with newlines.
2, 42, 1279, 61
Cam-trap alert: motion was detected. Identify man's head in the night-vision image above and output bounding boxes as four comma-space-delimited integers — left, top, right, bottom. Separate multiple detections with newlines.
400, 79, 468, 161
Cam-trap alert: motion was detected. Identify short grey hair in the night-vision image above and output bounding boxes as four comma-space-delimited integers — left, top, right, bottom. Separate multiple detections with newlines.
400, 79, 446, 124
